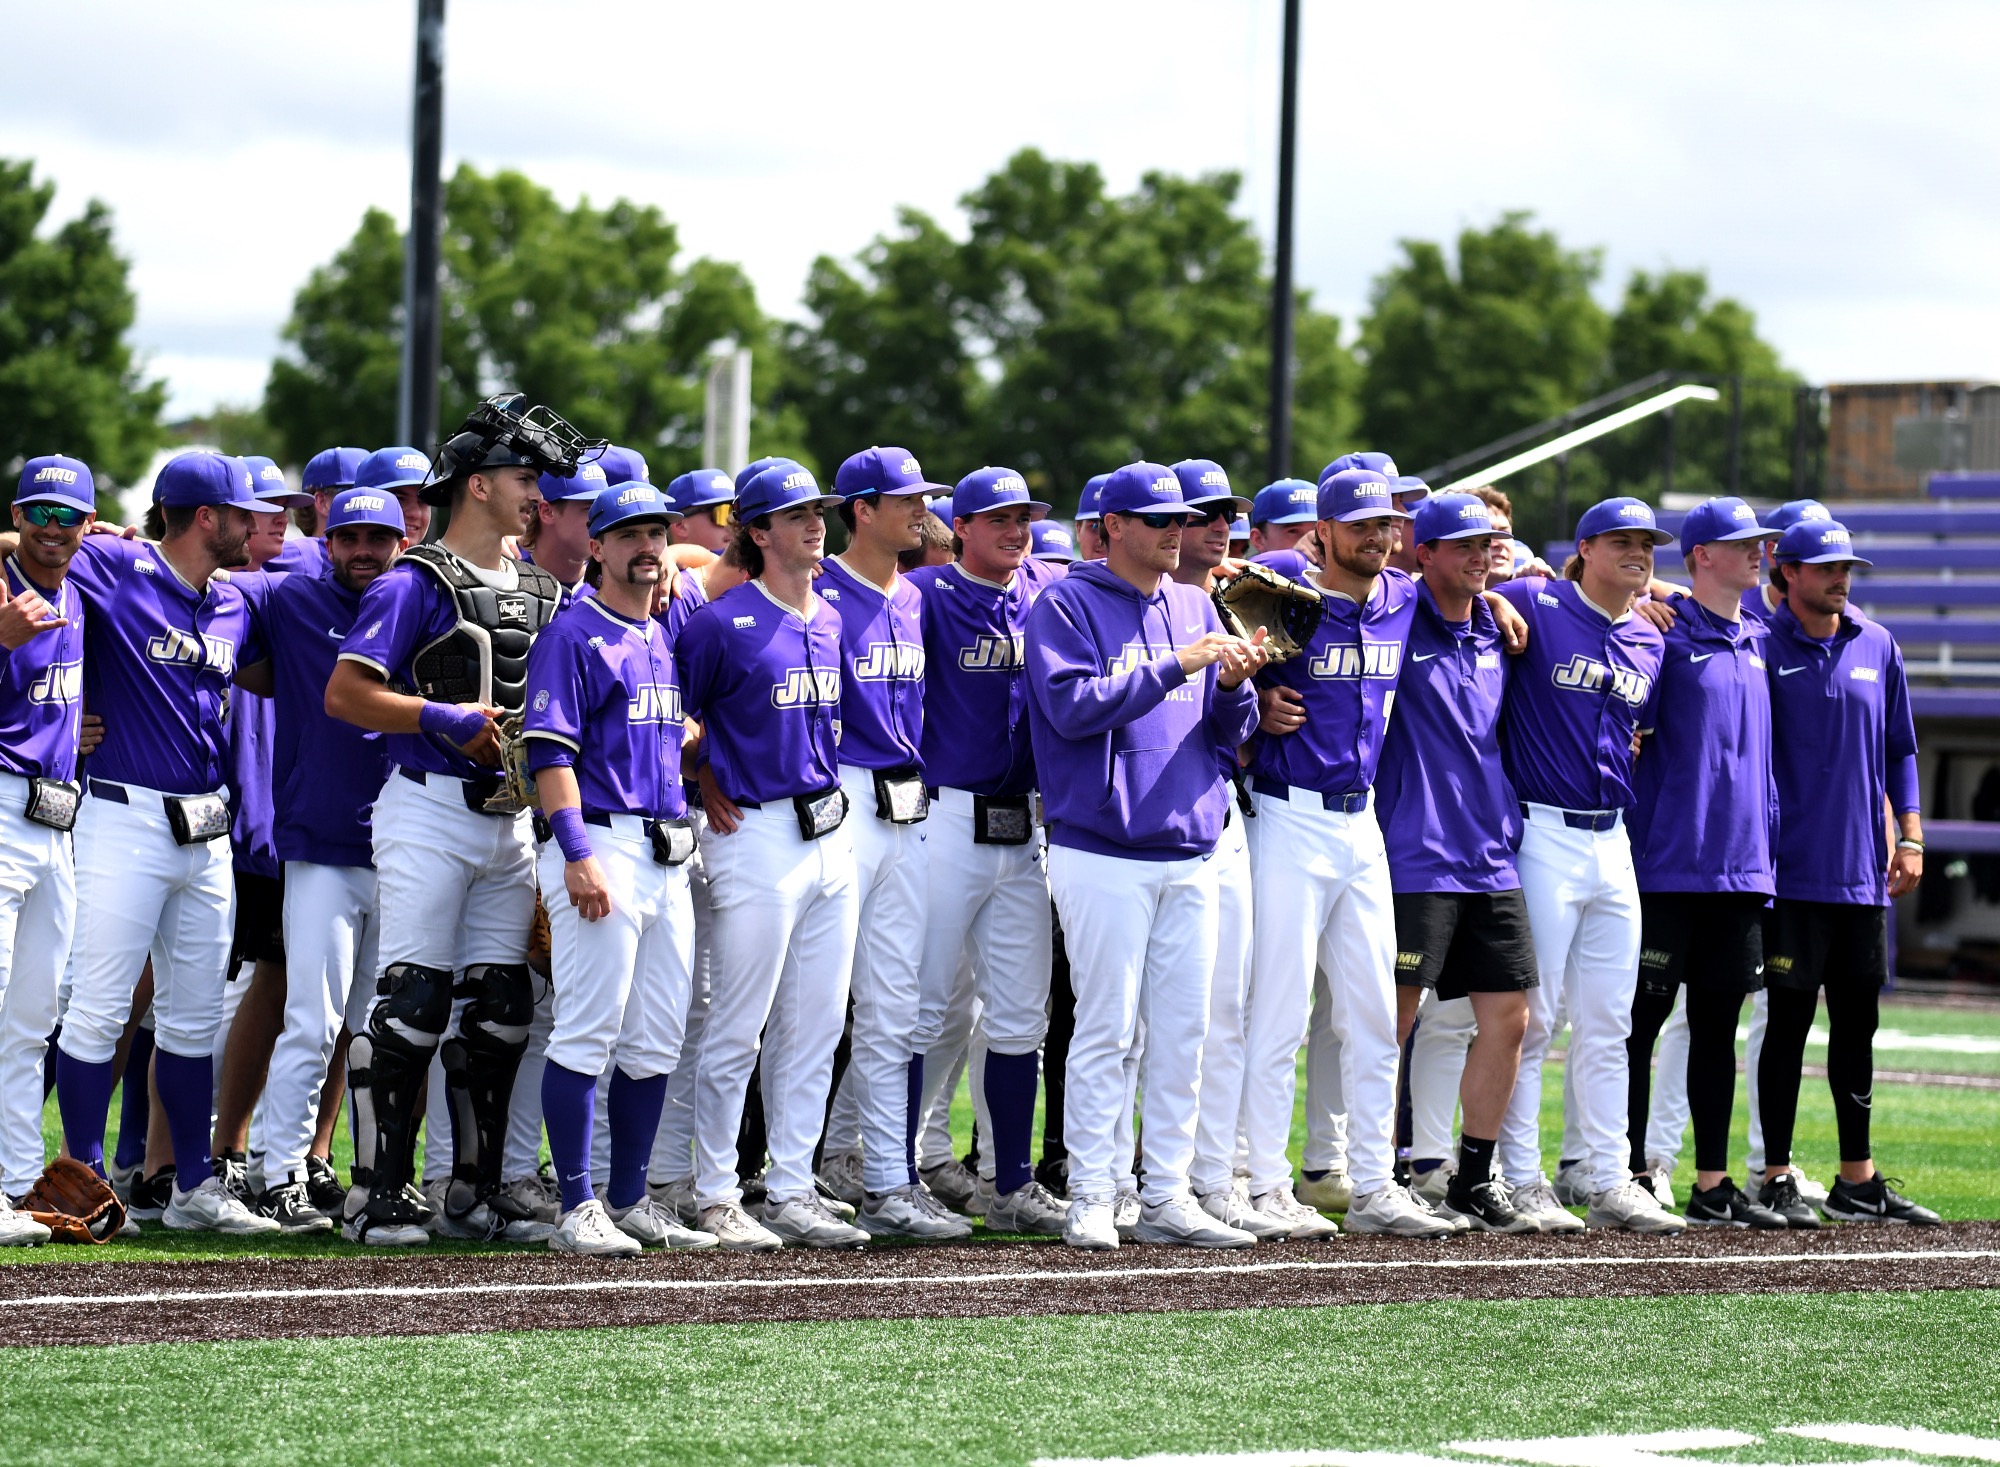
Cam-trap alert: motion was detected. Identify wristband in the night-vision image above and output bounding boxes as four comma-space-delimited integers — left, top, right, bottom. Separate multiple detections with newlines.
1896, 839, 1924, 853
419, 700, 490, 746
547, 806, 594, 864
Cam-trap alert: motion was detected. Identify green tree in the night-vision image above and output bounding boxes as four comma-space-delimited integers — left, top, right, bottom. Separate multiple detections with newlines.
264, 166, 807, 471
782, 150, 1355, 513
0, 158, 166, 502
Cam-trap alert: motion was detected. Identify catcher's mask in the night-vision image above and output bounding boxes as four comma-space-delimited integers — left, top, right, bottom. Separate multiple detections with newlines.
421, 393, 607, 506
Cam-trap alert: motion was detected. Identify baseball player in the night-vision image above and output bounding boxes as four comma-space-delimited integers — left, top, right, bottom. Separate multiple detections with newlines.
269, 446, 364, 573
521, 455, 612, 603
1073, 474, 1109, 561
1239, 468, 1452, 1238
1756, 519, 1938, 1226
1031, 520, 1077, 565
1228, 516, 1250, 558
675, 463, 867, 1251
1373, 492, 1538, 1232
42, 451, 282, 1233
665, 466, 737, 555
325, 395, 582, 1243
522, 479, 716, 1255
1247, 480, 1319, 557
905, 467, 1070, 1238
1026, 461, 1265, 1250
0, 456, 94, 1246
1488, 495, 1679, 1233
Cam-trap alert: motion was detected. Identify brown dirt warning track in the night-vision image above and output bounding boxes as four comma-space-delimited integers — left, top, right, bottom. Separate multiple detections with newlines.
2, 1220, 1997, 1347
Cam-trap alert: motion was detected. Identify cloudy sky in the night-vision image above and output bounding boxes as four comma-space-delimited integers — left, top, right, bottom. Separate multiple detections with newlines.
9, 0, 1997, 419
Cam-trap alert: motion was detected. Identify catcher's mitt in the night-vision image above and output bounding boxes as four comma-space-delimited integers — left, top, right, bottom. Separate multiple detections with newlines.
484, 714, 541, 816
20, 1156, 126, 1244
1212, 562, 1323, 663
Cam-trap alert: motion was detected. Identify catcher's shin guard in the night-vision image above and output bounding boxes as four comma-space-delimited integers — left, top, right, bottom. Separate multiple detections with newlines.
441, 963, 534, 1223
352, 963, 451, 1221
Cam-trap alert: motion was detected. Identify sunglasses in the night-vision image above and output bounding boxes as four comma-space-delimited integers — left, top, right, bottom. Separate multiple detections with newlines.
1134, 512, 1191, 530
20, 504, 89, 529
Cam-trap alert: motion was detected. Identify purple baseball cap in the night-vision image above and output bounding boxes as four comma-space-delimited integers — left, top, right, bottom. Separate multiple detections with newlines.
1031, 521, 1077, 562
1679, 496, 1779, 555
1251, 479, 1319, 526
1775, 519, 1872, 566
1318, 469, 1411, 524
666, 468, 734, 515
325, 487, 408, 536
835, 446, 948, 500
1411, 492, 1498, 544
1764, 499, 1832, 533
1390, 474, 1433, 505
1075, 474, 1110, 523
928, 495, 954, 526
15, 454, 95, 514
303, 446, 367, 493
735, 456, 799, 495
154, 452, 282, 512
738, 463, 841, 521
244, 454, 312, 508
1322, 451, 1399, 481
953, 466, 1050, 521
1228, 515, 1249, 541
1575, 495, 1674, 545
1098, 461, 1204, 520
589, 480, 682, 537
595, 445, 651, 488
539, 457, 611, 504
356, 447, 433, 493
1171, 458, 1250, 514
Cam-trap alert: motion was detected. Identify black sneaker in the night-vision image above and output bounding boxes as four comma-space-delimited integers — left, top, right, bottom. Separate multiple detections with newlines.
128, 1165, 176, 1221
1756, 1172, 1822, 1229
215, 1150, 253, 1203
1439, 1178, 1536, 1233
259, 1178, 334, 1234
1824, 1174, 1941, 1226
1684, 1178, 1789, 1230
304, 1155, 346, 1215
1034, 1153, 1070, 1198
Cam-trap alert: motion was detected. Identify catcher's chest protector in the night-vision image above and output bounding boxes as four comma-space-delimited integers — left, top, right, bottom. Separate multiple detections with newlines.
401, 544, 560, 714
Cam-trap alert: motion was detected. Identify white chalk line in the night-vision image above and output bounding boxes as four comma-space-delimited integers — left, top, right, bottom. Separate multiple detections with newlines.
1, 1247, 1993, 1311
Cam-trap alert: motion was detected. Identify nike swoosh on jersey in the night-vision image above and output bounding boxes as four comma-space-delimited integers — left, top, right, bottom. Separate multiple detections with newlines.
1690, 652, 1715, 663
1778, 665, 1806, 676
327, 626, 347, 639
1412, 652, 1440, 663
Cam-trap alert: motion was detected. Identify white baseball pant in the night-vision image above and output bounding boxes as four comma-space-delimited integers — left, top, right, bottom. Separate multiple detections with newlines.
693, 803, 857, 1208
1643, 989, 1690, 1166
1501, 805, 1642, 1195
650, 806, 713, 1185
915, 964, 978, 1171
1244, 792, 1396, 1196
1409, 991, 1477, 1162
1300, 967, 1349, 1174
1048, 844, 1217, 1206
0, 777, 74, 1192
502, 979, 553, 1181
261, 862, 377, 1184
1191, 811, 1252, 1196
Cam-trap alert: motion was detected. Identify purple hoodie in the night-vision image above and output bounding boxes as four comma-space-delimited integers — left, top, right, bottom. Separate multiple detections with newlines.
1024, 560, 1258, 861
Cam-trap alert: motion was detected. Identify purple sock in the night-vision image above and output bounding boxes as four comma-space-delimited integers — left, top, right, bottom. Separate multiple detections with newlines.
606, 1069, 669, 1211
982, 1048, 1040, 1195
113, 1027, 156, 1169
905, 1054, 925, 1184
55, 1048, 116, 1176
152, 1048, 215, 1183
541, 1061, 598, 1213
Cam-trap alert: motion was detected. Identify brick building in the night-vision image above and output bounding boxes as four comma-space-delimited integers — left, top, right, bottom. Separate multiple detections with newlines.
1826, 380, 2000, 498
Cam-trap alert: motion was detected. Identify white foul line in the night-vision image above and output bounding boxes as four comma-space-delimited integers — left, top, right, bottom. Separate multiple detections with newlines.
0, 1247, 1991, 1311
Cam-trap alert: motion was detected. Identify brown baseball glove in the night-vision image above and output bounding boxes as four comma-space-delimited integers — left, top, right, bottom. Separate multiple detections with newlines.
20, 1156, 127, 1243
1212, 561, 1324, 663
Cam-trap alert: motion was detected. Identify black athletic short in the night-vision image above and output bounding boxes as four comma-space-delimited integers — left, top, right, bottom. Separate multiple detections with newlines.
1636, 891, 1766, 998
230, 869, 285, 968
1763, 898, 1888, 994
1392, 889, 1539, 1000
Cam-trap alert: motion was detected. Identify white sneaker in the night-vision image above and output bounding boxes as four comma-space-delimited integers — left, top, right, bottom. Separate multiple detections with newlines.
1552, 1159, 1593, 1207
423, 1178, 489, 1239
1135, 1195, 1257, 1248
106, 1157, 140, 1203
1645, 1157, 1678, 1213
985, 1179, 1068, 1236
1587, 1177, 1688, 1234
609, 1195, 719, 1250
1410, 1186, 1472, 1234
1113, 1187, 1142, 1241
1198, 1188, 1290, 1241
500, 1174, 559, 1225
820, 1150, 867, 1208
648, 1176, 701, 1226
0, 1199, 50, 1247
758, 1192, 870, 1248
1509, 1176, 1586, 1234
813, 1176, 858, 1221
340, 1183, 431, 1247
920, 1157, 981, 1215
700, 1199, 784, 1253
549, 1199, 642, 1257
970, 1174, 997, 1220
1063, 1196, 1119, 1250
1410, 1159, 1457, 1205
1251, 1184, 1341, 1241
1295, 1168, 1353, 1213
1747, 1165, 1827, 1207
1344, 1184, 1456, 1238
858, 1184, 974, 1240
163, 1175, 282, 1235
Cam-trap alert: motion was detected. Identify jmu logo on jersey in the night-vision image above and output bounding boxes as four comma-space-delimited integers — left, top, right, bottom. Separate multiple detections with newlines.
1306, 641, 1402, 680
627, 683, 684, 723
146, 628, 235, 675
1109, 640, 1194, 699
1551, 654, 1651, 708
770, 667, 841, 708
959, 634, 1024, 671
28, 660, 82, 705
1850, 665, 1879, 682
851, 642, 925, 681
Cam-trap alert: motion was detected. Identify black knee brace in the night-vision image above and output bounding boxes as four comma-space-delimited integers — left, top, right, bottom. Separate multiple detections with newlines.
441, 963, 533, 1219
353, 962, 452, 1204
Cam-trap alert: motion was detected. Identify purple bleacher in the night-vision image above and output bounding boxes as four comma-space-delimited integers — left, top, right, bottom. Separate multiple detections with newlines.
1924, 819, 2000, 853
1910, 687, 2000, 719
1851, 579, 2000, 608
1928, 473, 2000, 500
1877, 615, 2000, 649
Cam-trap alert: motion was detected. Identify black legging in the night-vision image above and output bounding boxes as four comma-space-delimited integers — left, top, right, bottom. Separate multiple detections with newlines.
1760, 984, 1880, 1166
1628, 985, 1747, 1175
1041, 906, 1075, 1167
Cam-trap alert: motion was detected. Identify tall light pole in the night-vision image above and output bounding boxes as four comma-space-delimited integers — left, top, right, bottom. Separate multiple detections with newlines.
398, 0, 446, 452
1265, 0, 1301, 483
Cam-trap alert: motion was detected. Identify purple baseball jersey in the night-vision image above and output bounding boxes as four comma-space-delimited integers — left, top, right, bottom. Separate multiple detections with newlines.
1629, 601, 1776, 894
247, 566, 395, 867
66, 537, 265, 796
1247, 551, 1418, 797
226, 682, 279, 879
1025, 561, 1256, 860
818, 555, 925, 774
1491, 575, 1664, 813
906, 557, 1060, 796
1373, 582, 1520, 892
525, 596, 687, 821
1765, 603, 1919, 905
655, 568, 707, 644
675, 580, 841, 806
0, 557, 84, 782
338, 557, 491, 779
267, 536, 328, 576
